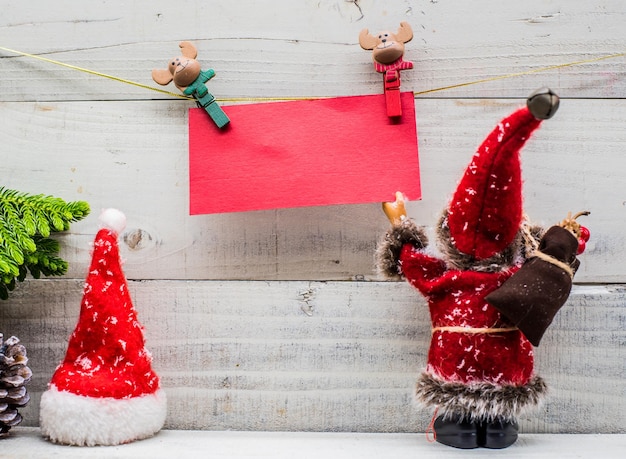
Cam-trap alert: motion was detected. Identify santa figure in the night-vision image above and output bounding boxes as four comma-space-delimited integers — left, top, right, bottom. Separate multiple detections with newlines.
376, 89, 586, 449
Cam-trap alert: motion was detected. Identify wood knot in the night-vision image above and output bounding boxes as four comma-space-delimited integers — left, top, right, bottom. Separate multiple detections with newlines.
123, 228, 153, 251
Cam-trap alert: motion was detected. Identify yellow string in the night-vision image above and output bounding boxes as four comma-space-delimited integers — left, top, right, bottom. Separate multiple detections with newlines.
1, 45, 623, 102
0, 45, 192, 100
219, 95, 329, 103
413, 52, 625, 96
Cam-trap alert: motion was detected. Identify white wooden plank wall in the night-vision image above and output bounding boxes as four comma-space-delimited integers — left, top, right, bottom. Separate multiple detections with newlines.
3, 280, 625, 434
0, 0, 624, 434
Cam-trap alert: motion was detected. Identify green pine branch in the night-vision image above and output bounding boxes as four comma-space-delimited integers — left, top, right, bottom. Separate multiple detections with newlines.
0, 187, 90, 300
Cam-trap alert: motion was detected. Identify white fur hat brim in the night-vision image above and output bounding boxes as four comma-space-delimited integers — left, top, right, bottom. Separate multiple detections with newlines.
39, 385, 167, 446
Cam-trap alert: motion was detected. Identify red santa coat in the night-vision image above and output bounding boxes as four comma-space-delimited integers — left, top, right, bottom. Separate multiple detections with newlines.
399, 245, 534, 386
376, 220, 547, 423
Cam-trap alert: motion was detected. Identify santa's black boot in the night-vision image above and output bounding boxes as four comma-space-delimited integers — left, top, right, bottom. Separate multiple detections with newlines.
482, 418, 519, 449
433, 415, 480, 449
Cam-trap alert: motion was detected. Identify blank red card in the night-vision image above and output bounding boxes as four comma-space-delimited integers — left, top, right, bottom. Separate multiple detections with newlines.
189, 92, 420, 214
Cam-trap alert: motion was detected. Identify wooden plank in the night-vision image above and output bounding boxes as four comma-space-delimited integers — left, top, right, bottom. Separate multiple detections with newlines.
2, 280, 624, 433
1, 99, 623, 282
0, 1, 625, 101
3, 429, 626, 459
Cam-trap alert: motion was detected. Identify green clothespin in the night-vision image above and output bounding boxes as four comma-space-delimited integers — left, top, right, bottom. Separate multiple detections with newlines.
152, 41, 230, 129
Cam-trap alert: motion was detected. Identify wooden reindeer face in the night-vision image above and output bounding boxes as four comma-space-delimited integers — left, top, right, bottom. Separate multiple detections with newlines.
359, 22, 413, 65
152, 41, 202, 89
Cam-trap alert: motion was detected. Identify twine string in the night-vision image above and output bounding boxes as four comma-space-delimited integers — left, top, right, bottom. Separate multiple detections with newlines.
431, 325, 518, 335
521, 215, 541, 257
1, 45, 623, 101
426, 407, 439, 443
531, 250, 574, 279
413, 52, 625, 96
0, 46, 192, 99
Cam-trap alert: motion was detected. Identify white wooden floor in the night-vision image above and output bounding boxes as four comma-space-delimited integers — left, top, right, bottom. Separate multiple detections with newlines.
1, 428, 625, 459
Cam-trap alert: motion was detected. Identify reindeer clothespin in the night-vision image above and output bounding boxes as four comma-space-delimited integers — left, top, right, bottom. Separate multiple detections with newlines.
359, 22, 414, 118
152, 41, 230, 128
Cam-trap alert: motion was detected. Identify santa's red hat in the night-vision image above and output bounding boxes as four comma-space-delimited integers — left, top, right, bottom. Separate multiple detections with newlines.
39, 209, 166, 446
447, 89, 558, 260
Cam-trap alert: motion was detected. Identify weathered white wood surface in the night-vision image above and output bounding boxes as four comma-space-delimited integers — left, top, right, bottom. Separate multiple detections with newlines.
2, 280, 624, 433
3, 428, 626, 459
0, 0, 625, 435
0, 98, 624, 282
0, 1, 624, 282
0, 1, 624, 101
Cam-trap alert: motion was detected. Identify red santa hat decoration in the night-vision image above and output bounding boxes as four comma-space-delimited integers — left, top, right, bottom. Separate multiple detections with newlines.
447, 89, 558, 260
39, 209, 167, 446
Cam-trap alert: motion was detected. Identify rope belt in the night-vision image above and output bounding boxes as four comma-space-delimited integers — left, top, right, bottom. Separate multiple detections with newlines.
532, 250, 574, 279
432, 326, 518, 334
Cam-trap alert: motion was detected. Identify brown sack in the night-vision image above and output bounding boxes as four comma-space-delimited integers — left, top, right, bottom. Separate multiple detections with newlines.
485, 226, 580, 346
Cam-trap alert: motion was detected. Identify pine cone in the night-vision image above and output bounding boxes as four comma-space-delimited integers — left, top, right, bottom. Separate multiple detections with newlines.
0, 334, 32, 435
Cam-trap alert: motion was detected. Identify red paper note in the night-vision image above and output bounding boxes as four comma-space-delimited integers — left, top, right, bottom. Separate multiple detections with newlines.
189, 92, 420, 214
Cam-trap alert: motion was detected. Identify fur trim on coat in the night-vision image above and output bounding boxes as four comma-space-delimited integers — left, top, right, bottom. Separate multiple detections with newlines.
375, 219, 428, 280
436, 210, 545, 272
415, 371, 547, 423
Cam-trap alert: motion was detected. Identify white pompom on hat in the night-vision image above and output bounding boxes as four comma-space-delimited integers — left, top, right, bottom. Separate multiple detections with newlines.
99, 207, 127, 235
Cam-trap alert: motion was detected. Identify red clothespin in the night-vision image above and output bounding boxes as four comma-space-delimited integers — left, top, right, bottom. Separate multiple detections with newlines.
359, 22, 414, 118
